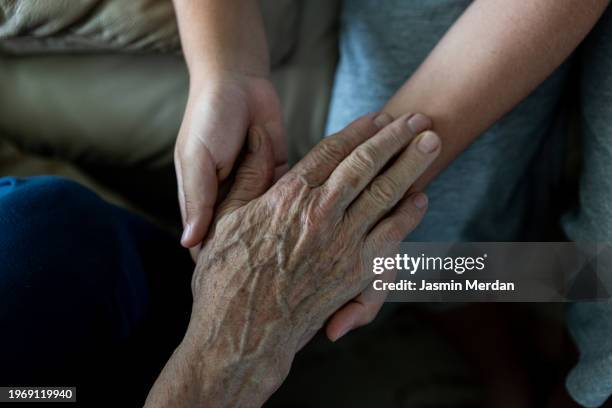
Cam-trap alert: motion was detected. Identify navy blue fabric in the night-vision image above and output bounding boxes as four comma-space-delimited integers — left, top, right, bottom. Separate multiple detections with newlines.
0, 176, 193, 405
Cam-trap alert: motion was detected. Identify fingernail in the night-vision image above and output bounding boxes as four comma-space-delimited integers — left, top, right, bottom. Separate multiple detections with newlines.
334, 326, 351, 342
181, 224, 192, 245
249, 128, 262, 152
406, 113, 432, 134
413, 193, 428, 209
417, 131, 440, 154
373, 112, 393, 129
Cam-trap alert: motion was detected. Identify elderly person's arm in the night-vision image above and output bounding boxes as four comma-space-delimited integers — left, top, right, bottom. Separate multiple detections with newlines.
144, 112, 440, 407
327, 0, 611, 340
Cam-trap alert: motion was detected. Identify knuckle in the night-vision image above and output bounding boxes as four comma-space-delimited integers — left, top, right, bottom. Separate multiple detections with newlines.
183, 196, 201, 215
318, 184, 344, 210
294, 170, 319, 189
340, 207, 361, 236
317, 138, 350, 163
238, 163, 265, 184
382, 121, 408, 145
350, 144, 378, 172
303, 203, 326, 233
303, 192, 345, 235
368, 175, 400, 206
316, 188, 345, 223
333, 166, 361, 192
335, 122, 360, 141
292, 173, 315, 192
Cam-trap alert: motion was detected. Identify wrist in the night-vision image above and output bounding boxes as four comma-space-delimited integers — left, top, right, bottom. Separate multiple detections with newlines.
187, 60, 270, 89
179, 316, 289, 407
173, 0, 270, 81
146, 328, 285, 408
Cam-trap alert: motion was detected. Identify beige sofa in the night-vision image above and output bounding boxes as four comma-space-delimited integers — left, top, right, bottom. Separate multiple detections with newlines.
0, 0, 340, 229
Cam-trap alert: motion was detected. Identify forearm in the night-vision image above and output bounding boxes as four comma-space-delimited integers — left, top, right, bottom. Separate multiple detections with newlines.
383, 0, 609, 190
144, 309, 287, 408
172, 0, 269, 78
146, 256, 299, 408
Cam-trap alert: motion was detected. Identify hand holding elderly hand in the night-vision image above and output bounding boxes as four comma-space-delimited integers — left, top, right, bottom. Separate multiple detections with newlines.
146, 112, 440, 408
175, 73, 287, 257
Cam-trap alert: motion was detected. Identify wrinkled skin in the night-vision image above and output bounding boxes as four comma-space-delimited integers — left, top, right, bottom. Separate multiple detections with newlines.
146, 112, 441, 408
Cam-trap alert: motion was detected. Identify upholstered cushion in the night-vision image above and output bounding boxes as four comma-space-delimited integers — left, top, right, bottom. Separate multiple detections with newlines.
0, 0, 298, 67
0, 0, 340, 224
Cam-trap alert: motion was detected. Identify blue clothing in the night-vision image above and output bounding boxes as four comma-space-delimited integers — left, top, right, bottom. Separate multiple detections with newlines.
0, 176, 192, 405
327, 1, 612, 406
563, 6, 612, 407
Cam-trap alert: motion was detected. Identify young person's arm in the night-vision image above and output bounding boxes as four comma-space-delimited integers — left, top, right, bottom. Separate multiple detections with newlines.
173, 0, 287, 254
385, 0, 609, 191
327, 0, 610, 340
173, 0, 268, 78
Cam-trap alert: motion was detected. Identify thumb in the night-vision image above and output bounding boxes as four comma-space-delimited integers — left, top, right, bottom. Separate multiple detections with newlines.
219, 126, 275, 215
326, 268, 396, 342
176, 143, 218, 249
325, 293, 385, 343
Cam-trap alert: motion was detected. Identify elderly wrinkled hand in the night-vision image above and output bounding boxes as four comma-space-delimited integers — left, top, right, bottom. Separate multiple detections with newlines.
146, 112, 440, 408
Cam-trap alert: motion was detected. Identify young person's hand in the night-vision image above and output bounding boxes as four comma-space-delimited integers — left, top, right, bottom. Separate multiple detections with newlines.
171, 0, 285, 255
175, 72, 287, 254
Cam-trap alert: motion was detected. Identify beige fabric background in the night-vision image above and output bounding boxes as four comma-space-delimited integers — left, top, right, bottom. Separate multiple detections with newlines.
0, 0, 340, 228
0, 0, 299, 67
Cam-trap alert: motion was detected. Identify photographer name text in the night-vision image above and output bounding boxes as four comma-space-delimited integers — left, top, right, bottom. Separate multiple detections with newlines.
372, 279, 515, 292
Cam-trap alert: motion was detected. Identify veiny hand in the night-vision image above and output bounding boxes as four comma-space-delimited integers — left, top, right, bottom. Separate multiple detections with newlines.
146, 112, 440, 408
175, 72, 287, 256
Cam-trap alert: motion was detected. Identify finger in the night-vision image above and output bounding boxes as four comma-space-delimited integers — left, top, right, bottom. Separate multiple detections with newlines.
323, 113, 432, 209
218, 126, 275, 215
288, 112, 390, 187
366, 192, 428, 246
326, 251, 400, 342
274, 163, 289, 182
177, 143, 217, 249
263, 121, 289, 173
188, 245, 201, 261
347, 131, 440, 235
325, 290, 386, 342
